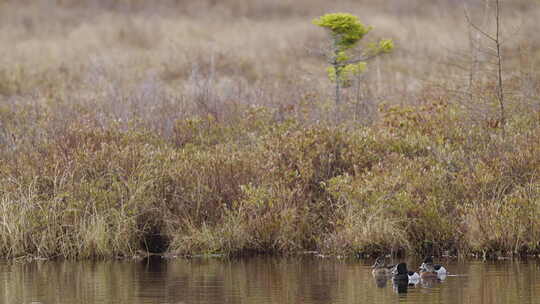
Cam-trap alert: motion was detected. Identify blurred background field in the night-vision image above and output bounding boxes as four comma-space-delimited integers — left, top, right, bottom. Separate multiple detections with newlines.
1, 0, 537, 120
0, 0, 539, 259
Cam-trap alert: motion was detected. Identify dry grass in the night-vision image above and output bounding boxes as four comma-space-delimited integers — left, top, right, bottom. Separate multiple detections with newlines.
0, 0, 539, 259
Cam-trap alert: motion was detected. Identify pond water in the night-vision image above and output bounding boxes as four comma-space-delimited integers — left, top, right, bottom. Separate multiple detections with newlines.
1, 256, 540, 304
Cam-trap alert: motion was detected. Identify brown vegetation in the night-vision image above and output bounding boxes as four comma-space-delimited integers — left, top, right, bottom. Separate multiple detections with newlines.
0, 0, 539, 259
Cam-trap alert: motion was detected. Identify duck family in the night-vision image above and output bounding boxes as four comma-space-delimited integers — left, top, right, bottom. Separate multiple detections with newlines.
371, 256, 447, 286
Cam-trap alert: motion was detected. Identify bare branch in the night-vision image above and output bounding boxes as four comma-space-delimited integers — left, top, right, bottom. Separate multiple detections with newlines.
465, 12, 497, 43
345, 53, 385, 65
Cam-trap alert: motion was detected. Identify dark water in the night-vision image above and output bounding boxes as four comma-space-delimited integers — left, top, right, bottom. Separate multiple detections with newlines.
2, 256, 540, 304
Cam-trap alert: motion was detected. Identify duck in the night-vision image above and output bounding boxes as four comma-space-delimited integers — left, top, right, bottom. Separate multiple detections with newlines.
420, 256, 447, 276
371, 257, 395, 276
407, 269, 421, 284
392, 267, 409, 293
393, 263, 410, 281
419, 262, 439, 279
393, 263, 420, 285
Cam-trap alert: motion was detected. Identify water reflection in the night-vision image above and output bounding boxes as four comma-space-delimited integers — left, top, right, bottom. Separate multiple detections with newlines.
392, 279, 409, 294
0, 257, 539, 304
375, 275, 388, 288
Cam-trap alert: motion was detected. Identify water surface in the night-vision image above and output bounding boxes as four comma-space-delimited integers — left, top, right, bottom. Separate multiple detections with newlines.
2, 256, 540, 304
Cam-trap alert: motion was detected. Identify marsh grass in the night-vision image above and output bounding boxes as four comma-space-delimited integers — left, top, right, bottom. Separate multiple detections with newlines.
0, 0, 540, 259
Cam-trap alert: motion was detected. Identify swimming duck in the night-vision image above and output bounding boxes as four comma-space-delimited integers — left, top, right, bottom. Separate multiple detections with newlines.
419, 262, 439, 279
393, 263, 410, 281
393, 263, 420, 284
407, 269, 421, 284
371, 257, 395, 276
420, 256, 447, 276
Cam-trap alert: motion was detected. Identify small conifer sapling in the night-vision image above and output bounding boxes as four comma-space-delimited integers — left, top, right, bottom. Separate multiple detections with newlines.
313, 13, 393, 120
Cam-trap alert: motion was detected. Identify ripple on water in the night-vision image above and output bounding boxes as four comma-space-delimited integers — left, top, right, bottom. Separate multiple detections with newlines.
1, 258, 540, 304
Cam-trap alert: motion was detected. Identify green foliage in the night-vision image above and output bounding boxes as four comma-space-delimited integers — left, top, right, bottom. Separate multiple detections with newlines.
366, 39, 394, 56
378, 39, 394, 52
313, 13, 371, 51
313, 12, 394, 108
327, 62, 367, 87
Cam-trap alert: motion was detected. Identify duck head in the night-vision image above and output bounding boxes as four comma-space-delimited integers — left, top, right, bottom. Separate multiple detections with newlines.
396, 263, 408, 275
372, 257, 385, 269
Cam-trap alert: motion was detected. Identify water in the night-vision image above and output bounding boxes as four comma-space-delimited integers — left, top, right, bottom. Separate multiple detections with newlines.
1, 256, 540, 304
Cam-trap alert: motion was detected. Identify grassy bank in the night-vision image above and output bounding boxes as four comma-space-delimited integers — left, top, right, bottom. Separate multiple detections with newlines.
1, 0, 540, 259
1, 97, 539, 259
